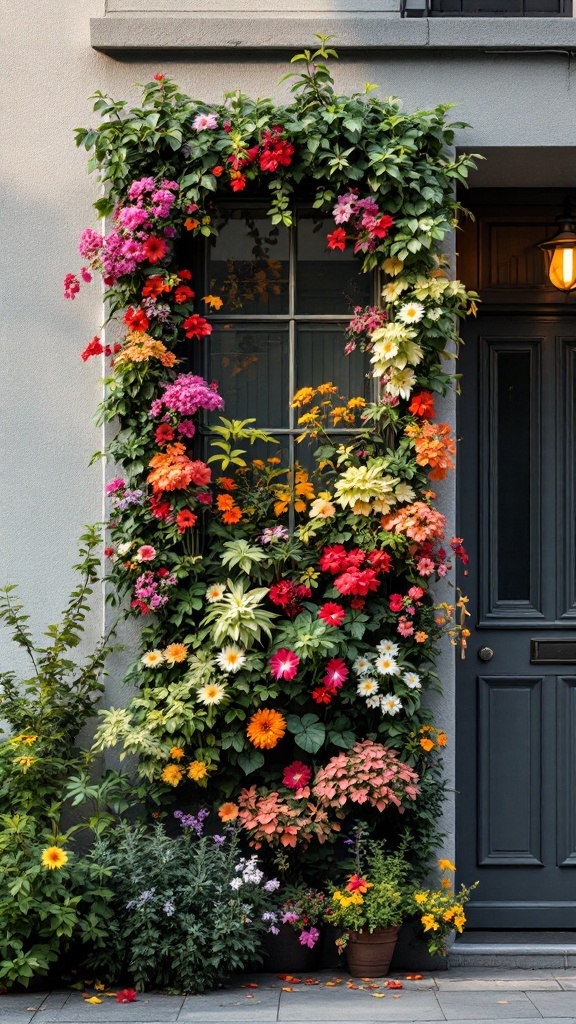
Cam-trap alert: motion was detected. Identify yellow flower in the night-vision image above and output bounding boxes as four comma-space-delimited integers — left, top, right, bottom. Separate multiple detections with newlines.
252, 459, 265, 469
454, 914, 466, 932
202, 294, 224, 310
443, 909, 455, 922
15, 756, 37, 772
169, 746, 185, 761
41, 846, 68, 870
21, 734, 38, 745
164, 643, 189, 665
316, 382, 338, 395
267, 456, 281, 465
421, 914, 439, 932
414, 892, 428, 905
161, 764, 184, 787
438, 859, 456, 873
188, 760, 208, 781
291, 386, 316, 408
383, 256, 404, 277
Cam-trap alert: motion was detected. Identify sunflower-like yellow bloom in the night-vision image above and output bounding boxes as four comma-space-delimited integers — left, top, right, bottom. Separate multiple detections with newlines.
41, 846, 68, 870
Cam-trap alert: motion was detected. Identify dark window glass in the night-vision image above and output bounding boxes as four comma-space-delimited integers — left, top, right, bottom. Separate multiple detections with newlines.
497, 351, 532, 601
427, 0, 569, 13
296, 324, 369, 401
208, 324, 289, 428
207, 209, 289, 315
296, 214, 372, 315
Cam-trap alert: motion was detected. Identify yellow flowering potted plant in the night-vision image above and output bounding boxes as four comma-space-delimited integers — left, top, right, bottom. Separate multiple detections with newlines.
327, 843, 413, 978
413, 859, 478, 956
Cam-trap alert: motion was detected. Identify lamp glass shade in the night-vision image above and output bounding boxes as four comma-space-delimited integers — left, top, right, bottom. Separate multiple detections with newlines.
539, 226, 576, 292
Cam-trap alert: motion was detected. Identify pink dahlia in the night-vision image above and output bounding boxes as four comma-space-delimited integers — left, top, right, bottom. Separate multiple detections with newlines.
269, 648, 300, 681
282, 760, 312, 791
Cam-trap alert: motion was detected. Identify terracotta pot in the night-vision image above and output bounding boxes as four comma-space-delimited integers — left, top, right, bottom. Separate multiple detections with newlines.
346, 925, 400, 978
261, 922, 323, 973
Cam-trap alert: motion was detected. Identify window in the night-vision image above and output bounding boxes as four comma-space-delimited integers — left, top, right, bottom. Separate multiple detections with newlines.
403, 0, 570, 14
189, 205, 376, 474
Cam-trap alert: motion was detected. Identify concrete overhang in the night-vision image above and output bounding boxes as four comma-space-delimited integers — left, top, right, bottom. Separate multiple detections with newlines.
90, 16, 576, 54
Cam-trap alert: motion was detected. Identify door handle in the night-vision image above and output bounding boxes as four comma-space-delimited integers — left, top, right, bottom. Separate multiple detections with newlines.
478, 646, 494, 662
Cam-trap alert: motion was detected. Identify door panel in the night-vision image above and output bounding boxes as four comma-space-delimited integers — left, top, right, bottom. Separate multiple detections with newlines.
457, 315, 576, 929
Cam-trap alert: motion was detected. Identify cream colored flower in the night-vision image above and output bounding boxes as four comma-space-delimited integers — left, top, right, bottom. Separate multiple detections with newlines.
381, 693, 402, 716
376, 639, 400, 657
382, 256, 404, 277
385, 368, 417, 400
117, 541, 134, 557
394, 482, 416, 503
206, 583, 226, 604
197, 682, 227, 705
397, 301, 425, 325
141, 650, 165, 668
375, 653, 399, 676
357, 677, 379, 697
382, 278, 409, 302
215, 644, 246, 674
309, 497, 336, 519
403, 671, 422, 690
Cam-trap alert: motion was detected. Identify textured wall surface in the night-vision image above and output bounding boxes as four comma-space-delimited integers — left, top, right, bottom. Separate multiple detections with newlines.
3, 0, 576, 864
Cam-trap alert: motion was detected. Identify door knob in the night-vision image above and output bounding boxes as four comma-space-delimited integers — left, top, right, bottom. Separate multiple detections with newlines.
478, 646, 494, 662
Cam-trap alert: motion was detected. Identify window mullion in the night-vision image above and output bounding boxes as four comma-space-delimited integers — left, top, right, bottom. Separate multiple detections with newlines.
288, 216, 297, 534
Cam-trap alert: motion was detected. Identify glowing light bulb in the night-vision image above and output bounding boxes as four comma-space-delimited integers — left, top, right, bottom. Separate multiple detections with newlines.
563, 248, 574, 287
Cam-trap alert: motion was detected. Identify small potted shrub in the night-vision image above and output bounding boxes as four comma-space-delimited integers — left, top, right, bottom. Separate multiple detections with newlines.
262, 885, 327, 972
327, 844, 412, 978
412, 859, 478, 956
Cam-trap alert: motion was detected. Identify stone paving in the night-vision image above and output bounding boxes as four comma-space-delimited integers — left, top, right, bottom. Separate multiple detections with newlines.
3, 969, 576, 1023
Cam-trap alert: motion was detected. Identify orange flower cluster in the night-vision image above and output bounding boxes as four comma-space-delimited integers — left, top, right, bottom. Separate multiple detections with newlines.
273, 468, 315, 516
216, 492, 242, 524
419, 725, 448, 752
381, 501, 446, 544
148, 443, 211, 494
115, 330, 177, 368
405, 422, 456, 481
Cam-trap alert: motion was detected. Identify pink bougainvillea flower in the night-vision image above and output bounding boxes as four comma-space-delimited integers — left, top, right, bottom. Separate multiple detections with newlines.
299, 927, 320, 948
136, 545, 156, 562
283, 760, 312, 791
63, 273, 80, 299
323, 658, 348, 690
318, 603, 346, 628
270, 649, 300, 681
115, 989, 137, 1004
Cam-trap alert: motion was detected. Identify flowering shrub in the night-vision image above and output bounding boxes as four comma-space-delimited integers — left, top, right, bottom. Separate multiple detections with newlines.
327, 842, 413, 941
67, 39, 477, 883
412, 860, 478, 956
87, 817, 282, 992
280, 886, 328, 948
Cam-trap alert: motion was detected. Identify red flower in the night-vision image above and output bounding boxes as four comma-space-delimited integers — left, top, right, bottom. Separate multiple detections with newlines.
312, 686, 333, 705
367, 549, 392, 574
182, 314, 212, 339
63, 273, 80, 299
176, 508, 197, 533
155, 423, 175, 446
123, 306, 150, 332
318, 603, 346, 627
150, 494, 172, 520
270, 648, 300, 681
115, 989, 137, 1003
322, 658, 348, 691
319, 544, 349, 574
212, 165, 224, 177
409, 390, 436, 420
230, 171, 247, 192
269, 581, 311, 619
334, 568, 379, 597
197, 491, 212, 505
389, 593, 404, 613
142, 275, 170, 299
327, 227, 347, 251
104, 546, 114, 558
80, 336, 104, 361
283, 760, 312, 790
347, 874, 370, 893
408, 585, 425, 600
177, 268, 192, 281
370, 213, 395, 239
174, 285, 195, 304
153, 74, 164, 82
143, 236, 168, 264
188, 461, 212, 486
350, 597, 365, 610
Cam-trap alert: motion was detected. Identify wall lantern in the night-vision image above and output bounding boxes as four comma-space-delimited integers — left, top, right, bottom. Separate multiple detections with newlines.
539, 200, 576, 292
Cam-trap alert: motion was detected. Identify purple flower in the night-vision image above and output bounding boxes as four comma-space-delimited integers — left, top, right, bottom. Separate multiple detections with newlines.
264, 878, 280, 892
299, 927, 320, 949
259, 526, 289, 545
213, 834, 226, 846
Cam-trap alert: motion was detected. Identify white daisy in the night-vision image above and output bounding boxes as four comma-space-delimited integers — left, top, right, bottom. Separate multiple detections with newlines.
403, 671, 422, 690
396, 301, 425, 325
206, 583, 226, 604
374, 653, 399, 676
357, 677, 379, 698
197, 683, 227, 705
381, 693, 403, 716
353, 656, 372, 676
216, 644, 247, 674
141, 649, 164, 668
376, 639, 400, 658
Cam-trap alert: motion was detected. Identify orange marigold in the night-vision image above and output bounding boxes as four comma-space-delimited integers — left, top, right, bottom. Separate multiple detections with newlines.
218, 802, 239, 822
247, 708, 286, 750
420, 737, 435, 752
218, 477, 237, 492
216, 493, 235, 511
222, 507, 242, 525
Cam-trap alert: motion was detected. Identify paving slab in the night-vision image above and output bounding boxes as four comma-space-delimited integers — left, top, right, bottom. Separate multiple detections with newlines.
178, 988, 280, 1021
435, 967, 562, 990
277, 987, 443, 1021
37, 992, 184, 1022
437, 990, 542, 1019
524, 990, 576, 1016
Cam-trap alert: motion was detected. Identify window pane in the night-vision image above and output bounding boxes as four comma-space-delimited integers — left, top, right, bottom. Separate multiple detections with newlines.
296, 324, 371, 401
208, 323, 289, 428
497, 351, 532, 601
207, 210, 289, 314
296, 214, 372, 314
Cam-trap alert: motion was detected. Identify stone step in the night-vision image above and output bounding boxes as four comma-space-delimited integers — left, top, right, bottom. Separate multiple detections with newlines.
450, 941, 576, 969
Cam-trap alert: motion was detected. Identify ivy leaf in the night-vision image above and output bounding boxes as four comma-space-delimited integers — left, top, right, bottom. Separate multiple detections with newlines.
286, 713, 326, 753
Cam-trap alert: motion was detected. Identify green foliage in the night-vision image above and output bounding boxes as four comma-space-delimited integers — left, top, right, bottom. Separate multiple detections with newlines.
86, 821, 281, 992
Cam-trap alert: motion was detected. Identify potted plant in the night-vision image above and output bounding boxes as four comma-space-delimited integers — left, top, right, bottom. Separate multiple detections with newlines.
262, 885, 327, 972
327, 843, 412, 978
412, 858, 478, 956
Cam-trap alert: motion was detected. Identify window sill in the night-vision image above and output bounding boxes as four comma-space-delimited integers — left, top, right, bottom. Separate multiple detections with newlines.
91, 15, 576, 53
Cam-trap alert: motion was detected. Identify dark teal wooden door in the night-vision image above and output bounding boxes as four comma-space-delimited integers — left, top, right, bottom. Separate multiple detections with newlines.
457, 313, 576, 929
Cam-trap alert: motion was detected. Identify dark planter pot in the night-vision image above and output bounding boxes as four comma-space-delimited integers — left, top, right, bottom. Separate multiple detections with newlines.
346, 926, 400, 979
390, 916, 448, 972
261, 923, 323, 973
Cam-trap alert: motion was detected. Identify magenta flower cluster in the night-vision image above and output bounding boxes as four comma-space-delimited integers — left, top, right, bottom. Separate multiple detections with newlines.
150, 374, 225, 419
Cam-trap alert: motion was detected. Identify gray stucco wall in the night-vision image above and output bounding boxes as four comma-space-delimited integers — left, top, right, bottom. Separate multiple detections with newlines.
2, 0, 575, 868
